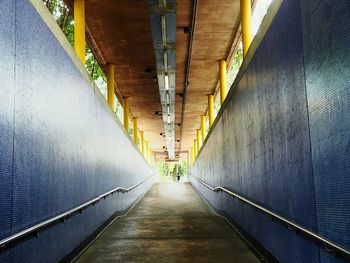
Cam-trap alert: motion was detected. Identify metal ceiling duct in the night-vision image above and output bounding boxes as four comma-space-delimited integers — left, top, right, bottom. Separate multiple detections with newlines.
148, 0, 176, 160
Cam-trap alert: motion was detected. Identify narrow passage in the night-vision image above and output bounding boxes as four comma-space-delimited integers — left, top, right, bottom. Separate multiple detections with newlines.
76, 183, 259, 262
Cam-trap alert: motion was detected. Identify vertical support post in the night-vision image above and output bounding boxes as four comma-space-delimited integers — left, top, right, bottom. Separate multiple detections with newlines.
123, 97, 129, 132
133, 118, 138, 145
107, 64, 115, 110
208, 95, 214, 128
145, 141, 149, 161
194, 140, 197, 158
201, 115, 206, 142
196, 129, 201, 151
74, 0, 85, 64
140, 131, 144, 154
241, 0, 252, 57
219, 60, 227, 104
149, 149, 152, 165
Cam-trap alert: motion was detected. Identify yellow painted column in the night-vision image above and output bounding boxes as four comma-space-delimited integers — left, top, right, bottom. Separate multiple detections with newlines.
107, 64, 115, 110
145, 141, 149, 161
149, 149, 152, 165
140, 131, 144, 154
123, 97, 129, 132
219, 60, 227, 104
194, 140, 197, 157
196, 129, 201, 151
133, 118, 138, 145
74, 0, 85, 64
208, 95, 214, 128
241, 0, 252, 57
201, 115, 206, 142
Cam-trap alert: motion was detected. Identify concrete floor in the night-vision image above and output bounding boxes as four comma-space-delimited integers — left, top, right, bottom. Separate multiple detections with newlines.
76, 183, 259, 263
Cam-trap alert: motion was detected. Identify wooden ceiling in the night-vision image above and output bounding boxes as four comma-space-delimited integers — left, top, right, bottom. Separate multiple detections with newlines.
180, 0, 242, 151
67, 0, 242, 160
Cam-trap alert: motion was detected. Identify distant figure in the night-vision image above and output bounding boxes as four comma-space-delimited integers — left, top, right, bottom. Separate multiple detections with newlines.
177, 173, 180, 182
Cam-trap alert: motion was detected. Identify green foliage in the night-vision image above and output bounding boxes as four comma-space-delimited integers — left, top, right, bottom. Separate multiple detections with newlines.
43, 0, 74, 46
213, 46, 243, 118
157, 160, 188, 179
232, 47, 243, 70
42, 0, 130, 125
85, 49, 106, 82
114, 98, 124, 121
42, 0, 106, 93
226, 46, 243, 91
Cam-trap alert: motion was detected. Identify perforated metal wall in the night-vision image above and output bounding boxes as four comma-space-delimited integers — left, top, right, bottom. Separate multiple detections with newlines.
0, 0, 153, 261
300, 1, 350, 262
191, 0, 350, 262
0, 0, 15, 262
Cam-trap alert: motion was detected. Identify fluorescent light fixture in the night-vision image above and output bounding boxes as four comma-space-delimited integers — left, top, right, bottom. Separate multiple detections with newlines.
167, 105, 170, 115
161, 16, 167, 47
164, 75, 169, 91
166, 92, 170, 103
163, 51, 168, 71
167, 115, 171, 124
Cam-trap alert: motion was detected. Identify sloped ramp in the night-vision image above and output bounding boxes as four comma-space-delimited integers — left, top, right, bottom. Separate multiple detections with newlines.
75, 183, 259, 263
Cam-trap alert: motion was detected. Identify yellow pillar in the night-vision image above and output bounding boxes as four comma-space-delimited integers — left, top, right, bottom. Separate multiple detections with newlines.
140, 131, 144, 154
145, 141, 149, 161
74, 0, 85, 64
133, 118, 138, 145
123, 98, 129, 132
208, 95, 214, 128
219, 60, 227, 104
241, 0, 252, 57
197, 129, 201, 151
194, 140, 197, 157
201, 115, 206, 142
149, 149, 152, 164
107, 64, 115, 110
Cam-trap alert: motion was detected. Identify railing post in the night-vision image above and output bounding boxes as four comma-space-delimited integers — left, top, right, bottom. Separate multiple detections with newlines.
74, 0, 85, 64
241, 0, 252, 57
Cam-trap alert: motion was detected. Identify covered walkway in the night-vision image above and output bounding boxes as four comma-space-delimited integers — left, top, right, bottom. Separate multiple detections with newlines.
76, 183, 259, 263
0, 0, 350, 262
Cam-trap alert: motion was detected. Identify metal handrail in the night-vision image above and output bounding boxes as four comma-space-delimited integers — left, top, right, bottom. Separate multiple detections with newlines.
191, 175, 350, 258
0, 175, 153, 249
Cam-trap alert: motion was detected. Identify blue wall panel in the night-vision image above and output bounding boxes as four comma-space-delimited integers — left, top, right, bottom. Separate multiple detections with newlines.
192, 0, 350, 262
0, 0, 15, 262
190, 0, 339, 262
0, 0, 154, 261
300, 0, 350, 262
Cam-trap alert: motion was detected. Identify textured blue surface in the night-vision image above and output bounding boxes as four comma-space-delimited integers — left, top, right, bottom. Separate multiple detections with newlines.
191, 0, 349, 262
0, 0, 15, 262
300, 0, 350, 262
0, 0, 153, 261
